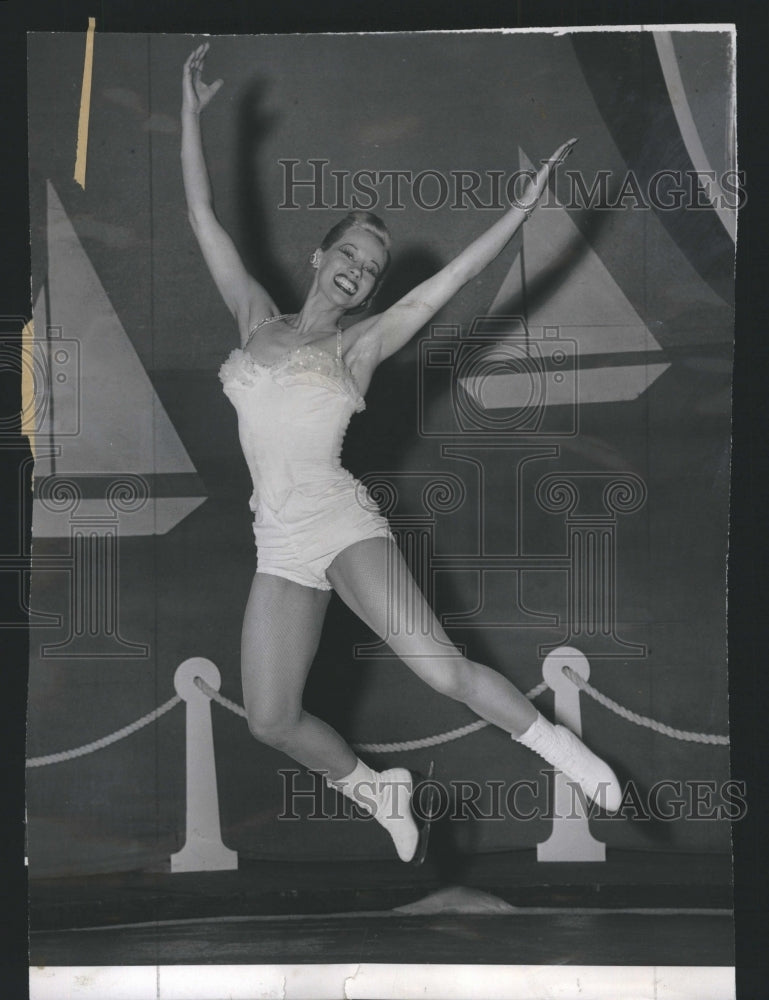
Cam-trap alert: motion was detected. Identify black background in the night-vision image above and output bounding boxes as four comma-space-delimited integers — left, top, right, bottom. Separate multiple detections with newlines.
2, 1, 766, 997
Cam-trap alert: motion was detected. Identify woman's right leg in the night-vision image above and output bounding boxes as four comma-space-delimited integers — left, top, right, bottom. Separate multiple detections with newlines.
241, 570, 425, 861
240, 570, 357, 780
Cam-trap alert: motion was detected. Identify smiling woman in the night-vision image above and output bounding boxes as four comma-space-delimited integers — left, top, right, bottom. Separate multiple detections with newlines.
318, 211, 390, 306
180, 40, 620, 866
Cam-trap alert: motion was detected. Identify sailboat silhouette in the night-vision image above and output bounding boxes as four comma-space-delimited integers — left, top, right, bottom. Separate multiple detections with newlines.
32, 182, 207, 538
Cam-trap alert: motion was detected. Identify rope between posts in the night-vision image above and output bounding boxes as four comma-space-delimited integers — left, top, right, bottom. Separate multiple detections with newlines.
562, 666, 730, 746
194, 680, 248, 720
193, 676, 546, 753
25, 665, 730, 768
351, 680, 550, 753
196, 671, 729, 750
26, 694, 182, 767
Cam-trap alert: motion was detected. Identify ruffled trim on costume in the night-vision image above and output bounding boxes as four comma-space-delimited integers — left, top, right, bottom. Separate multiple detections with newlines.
218, 347, 365, 412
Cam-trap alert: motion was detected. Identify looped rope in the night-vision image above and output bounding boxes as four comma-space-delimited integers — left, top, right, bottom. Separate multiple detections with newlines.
26, 694, 182, 768
353, 680, 550, 753
27, 662, 730, 768
195, 676, 550, 753
561, 666, 730, 745
194, 676, 248, 718
198, 672, 729, 750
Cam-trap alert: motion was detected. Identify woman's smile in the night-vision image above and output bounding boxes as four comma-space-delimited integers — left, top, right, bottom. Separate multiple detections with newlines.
334, 274, 359, 296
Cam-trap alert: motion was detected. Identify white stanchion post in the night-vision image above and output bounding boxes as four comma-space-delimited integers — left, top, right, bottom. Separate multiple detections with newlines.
536, 646, 607, 862
170, 658, 238, 872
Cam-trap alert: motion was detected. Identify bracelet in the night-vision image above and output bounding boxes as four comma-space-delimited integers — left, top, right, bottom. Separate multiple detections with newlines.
510, 197, 536, 220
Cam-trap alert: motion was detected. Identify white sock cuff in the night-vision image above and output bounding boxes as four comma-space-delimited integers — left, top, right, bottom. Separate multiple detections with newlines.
515, 712, 554, 749
325, 759, 379, 807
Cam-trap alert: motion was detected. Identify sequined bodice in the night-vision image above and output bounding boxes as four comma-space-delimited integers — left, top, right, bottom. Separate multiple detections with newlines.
218, 343, 364, 411
220, 313, 363, 408
218, 315, 365, 512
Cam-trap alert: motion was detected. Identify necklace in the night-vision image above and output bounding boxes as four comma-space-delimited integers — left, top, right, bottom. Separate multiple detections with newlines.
247, 313, 344, 359
262, 312, 342, 337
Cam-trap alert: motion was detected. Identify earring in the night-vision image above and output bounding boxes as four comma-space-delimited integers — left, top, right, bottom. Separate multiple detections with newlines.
309, 249, 321, 267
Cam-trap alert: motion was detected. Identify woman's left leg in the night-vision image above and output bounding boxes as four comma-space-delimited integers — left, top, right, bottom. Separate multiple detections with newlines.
327, 537, 621, 811
327, 537, 537, 736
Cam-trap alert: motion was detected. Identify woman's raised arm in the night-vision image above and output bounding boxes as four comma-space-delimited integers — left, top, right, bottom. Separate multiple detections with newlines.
365, 139, 577, 362
181, 43, 276, 343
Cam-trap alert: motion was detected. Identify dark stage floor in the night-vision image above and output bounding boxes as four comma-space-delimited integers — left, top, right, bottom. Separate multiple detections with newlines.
31, 909, 734, 967
29, 849, 734, 967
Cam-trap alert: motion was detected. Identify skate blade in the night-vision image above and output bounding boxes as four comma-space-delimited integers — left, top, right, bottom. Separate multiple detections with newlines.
410, 760, 437, 867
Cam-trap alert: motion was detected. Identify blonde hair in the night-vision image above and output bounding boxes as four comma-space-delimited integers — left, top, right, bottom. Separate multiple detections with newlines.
319, 210, 391, 266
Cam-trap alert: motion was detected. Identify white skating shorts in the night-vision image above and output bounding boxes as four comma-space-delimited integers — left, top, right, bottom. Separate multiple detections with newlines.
251, 473, 394, 591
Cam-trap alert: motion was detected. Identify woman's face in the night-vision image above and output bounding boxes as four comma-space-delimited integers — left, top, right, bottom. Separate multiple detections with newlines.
317, 229, 388, 309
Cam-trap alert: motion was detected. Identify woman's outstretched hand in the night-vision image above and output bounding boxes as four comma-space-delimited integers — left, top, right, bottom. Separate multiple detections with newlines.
514, 137, 579, 214
182, 42, 223, 115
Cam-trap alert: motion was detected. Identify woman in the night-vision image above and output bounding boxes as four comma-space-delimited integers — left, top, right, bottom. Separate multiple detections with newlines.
182, 43, 621, 864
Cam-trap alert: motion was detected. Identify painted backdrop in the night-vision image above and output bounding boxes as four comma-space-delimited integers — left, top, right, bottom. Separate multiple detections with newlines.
26, 29, 736, 876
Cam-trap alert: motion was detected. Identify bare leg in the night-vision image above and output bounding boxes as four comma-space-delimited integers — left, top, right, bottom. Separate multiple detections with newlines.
327, 538, 537, 737
240, 571, 357, 779
327, 537, 621, 812
241, 569, 429, 858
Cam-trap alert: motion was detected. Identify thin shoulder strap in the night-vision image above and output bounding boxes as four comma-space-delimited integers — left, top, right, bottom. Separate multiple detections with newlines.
244, 313, 284, 350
